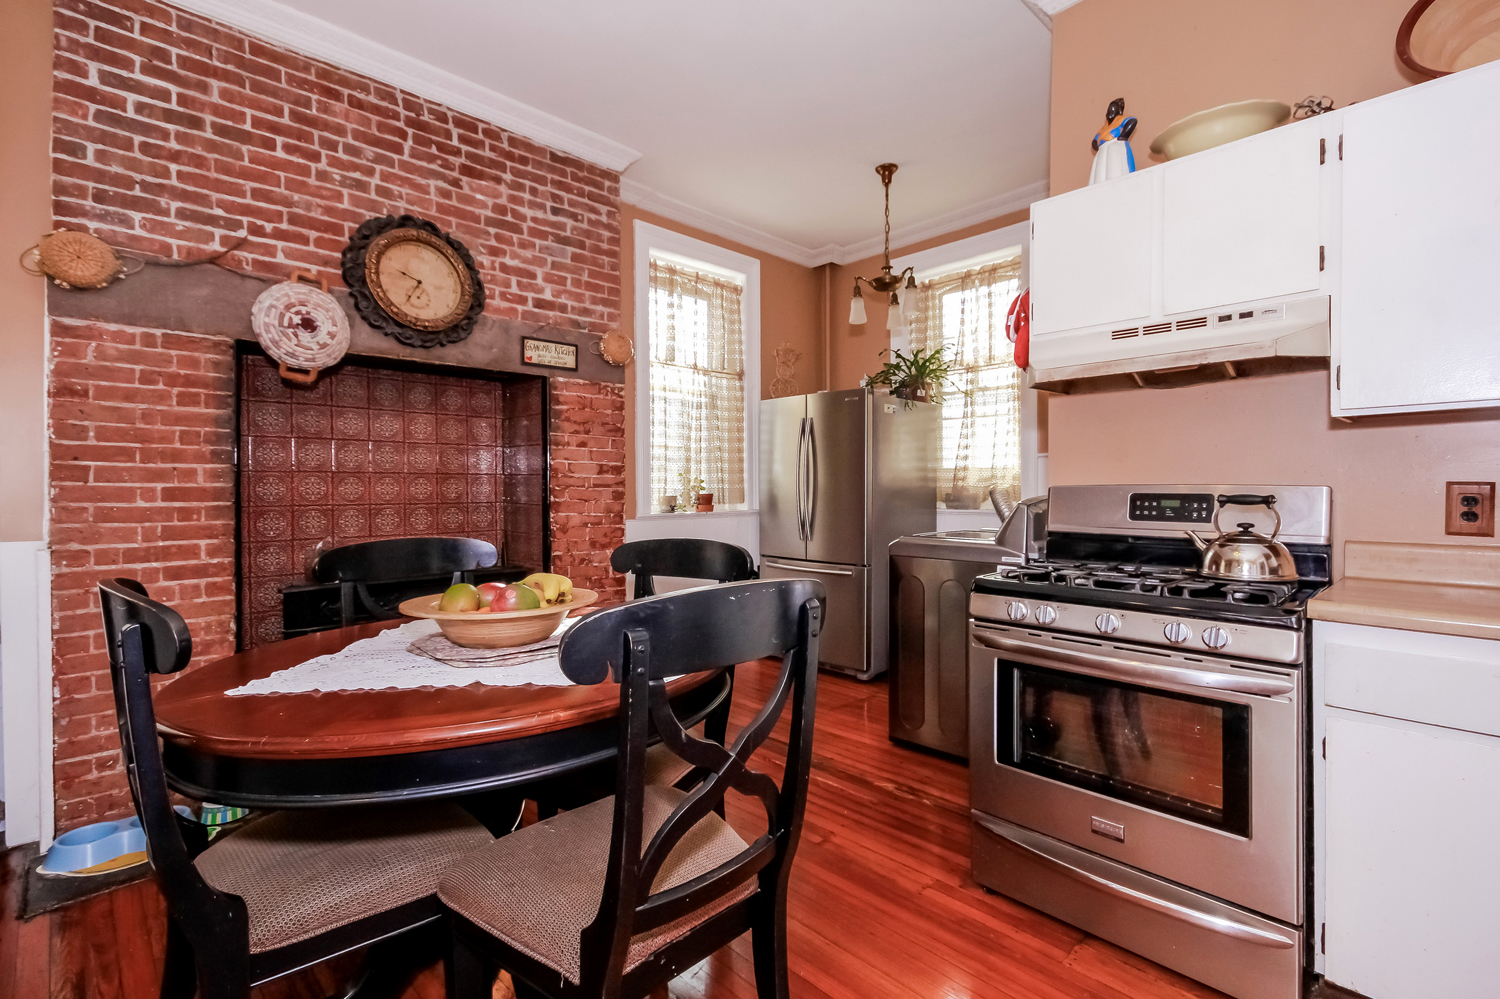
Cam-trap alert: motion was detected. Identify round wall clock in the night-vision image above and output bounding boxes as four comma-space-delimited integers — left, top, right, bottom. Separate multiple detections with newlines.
341, 214, 485, 348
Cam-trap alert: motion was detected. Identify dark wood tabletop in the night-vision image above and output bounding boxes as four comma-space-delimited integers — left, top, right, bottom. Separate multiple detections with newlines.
153, 617, 730, 809
155, 619, 717, 760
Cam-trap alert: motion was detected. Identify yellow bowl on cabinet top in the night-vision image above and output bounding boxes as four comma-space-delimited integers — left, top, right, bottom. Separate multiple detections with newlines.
1149, 100, 1292, 160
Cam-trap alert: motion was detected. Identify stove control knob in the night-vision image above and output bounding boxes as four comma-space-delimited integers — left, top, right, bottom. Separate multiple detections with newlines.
1094, 612, 1121, 635
1202, 626, 1231, 650
1007, 601, 1030, 622
1163, 621, 1192, 644
1034, 605, 1058, 625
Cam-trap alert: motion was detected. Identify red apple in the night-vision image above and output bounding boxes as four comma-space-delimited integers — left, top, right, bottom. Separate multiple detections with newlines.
489, 583, 541, 612
475, 582, 505, 609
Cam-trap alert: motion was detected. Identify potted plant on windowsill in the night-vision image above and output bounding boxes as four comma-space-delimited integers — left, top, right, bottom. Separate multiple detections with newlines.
863, 346, 951, 404
677, 473, 711, 513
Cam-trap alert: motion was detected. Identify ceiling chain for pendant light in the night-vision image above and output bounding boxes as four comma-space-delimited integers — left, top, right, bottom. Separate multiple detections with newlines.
848, 163, 918, 331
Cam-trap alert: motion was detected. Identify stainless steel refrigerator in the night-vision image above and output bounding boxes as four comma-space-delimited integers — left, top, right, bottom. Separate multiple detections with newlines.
758, 388, 936, 680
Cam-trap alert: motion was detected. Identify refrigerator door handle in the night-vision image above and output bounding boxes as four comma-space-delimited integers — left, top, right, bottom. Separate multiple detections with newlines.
763, 561, 855, 576
813, 417, 820, 535
795, 417, 808, 541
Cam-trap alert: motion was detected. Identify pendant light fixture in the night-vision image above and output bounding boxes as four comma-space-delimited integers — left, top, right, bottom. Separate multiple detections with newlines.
848, 163, 919, 331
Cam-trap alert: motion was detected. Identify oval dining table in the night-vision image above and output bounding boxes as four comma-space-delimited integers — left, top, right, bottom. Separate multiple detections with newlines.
152, 616, 731, 813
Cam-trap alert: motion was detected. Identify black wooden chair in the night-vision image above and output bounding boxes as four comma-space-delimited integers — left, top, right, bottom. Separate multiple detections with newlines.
313, 536, 498, 626
439, 578, 824, 999
97, 578, 494, 999
610, 539, 758, 791
609, 538, 757, 600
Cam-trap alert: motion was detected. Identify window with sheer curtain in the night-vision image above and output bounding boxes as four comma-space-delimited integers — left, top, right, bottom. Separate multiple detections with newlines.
907, 255, 1024, 509
647, 257, 747, 512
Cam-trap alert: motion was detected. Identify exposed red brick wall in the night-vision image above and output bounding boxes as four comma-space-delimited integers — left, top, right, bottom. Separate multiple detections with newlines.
49, 318, 237, 829
47, 0, 627, 830
550, 378, 626, 599
50, 0, 620, 331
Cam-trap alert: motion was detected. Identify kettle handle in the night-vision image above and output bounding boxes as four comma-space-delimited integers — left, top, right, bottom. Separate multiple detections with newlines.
1213, 494, 1282, 538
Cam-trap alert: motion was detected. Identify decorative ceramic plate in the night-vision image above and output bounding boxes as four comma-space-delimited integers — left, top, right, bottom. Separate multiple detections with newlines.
1149, 100, 1292, 160
1399, 0, 1500, 77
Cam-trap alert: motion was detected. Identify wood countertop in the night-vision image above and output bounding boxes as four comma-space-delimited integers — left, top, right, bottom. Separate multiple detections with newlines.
1308, 541, 1500, 641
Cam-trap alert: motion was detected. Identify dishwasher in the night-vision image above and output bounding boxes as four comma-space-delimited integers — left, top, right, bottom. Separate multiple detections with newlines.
887, 531, 1009, 757
887, 495, 1047, 757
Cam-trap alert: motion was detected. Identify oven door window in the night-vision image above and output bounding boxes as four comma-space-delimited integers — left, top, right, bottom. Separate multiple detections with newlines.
1001, 666, 1251, 836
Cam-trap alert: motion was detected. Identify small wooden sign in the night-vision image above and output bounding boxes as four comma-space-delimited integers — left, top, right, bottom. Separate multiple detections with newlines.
521, 337, 578, 371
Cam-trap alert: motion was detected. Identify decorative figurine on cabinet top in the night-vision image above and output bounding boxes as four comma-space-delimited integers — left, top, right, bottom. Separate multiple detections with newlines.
1089, 97, 1138, 185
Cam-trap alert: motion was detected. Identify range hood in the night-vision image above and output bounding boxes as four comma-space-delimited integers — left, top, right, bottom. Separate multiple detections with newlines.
1028, 294, 1330, 394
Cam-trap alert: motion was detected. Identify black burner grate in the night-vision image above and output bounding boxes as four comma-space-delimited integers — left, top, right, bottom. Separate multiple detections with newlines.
993, 561, 1298, 606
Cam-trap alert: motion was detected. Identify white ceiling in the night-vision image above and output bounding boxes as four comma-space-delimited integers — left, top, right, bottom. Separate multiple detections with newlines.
179, 1, 1055, 265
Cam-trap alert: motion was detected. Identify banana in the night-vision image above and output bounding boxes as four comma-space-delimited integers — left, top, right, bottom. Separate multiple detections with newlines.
519, 572, 573, 605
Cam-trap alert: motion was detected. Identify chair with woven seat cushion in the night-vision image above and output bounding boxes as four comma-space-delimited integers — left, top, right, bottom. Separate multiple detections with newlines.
611, 539, 758, 790
313, 536, 498, 627
440, 577, 824, 999
98, 578, 494, 999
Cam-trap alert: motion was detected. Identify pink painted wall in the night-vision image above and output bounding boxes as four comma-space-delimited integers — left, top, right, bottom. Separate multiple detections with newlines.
1047, 0, 1500, 574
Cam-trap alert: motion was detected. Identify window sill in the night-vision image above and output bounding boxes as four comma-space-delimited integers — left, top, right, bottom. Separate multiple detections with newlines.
631, 510, 758, 521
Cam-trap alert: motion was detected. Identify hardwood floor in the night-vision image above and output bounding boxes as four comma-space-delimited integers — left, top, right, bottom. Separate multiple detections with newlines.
0, 661, 1227, 999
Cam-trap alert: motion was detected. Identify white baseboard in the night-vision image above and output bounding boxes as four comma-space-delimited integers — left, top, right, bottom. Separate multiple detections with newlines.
1, 540, 54, 849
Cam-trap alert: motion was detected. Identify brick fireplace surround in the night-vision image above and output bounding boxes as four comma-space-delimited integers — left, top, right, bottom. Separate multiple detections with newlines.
46, 0, 625, 829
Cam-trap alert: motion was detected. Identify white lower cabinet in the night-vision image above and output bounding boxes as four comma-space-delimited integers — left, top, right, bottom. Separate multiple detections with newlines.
1313, 621, 1500, 997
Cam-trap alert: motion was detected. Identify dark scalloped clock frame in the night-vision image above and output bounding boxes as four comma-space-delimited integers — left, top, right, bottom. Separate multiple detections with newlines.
341, 214, 486, 349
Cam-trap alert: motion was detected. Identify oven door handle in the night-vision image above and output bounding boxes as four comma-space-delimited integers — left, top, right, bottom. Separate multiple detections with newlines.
973, 813, 1297, 950
971, 628, 1295, 697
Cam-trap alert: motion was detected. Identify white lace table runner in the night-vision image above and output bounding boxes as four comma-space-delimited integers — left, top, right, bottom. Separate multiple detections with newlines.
227, 619, 578, 696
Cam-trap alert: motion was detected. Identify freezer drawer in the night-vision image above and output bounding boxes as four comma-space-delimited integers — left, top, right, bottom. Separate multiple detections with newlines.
759, 557, 867, 675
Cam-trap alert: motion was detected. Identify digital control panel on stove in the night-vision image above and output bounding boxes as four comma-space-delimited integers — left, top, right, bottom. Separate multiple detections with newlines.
1128, 492, 1213, 523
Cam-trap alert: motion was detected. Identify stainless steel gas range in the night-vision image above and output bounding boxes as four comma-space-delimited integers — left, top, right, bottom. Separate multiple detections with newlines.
968, 483, 1331, 999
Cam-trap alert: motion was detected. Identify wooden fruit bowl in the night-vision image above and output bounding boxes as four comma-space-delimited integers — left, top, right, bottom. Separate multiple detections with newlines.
397, 588, 598, 649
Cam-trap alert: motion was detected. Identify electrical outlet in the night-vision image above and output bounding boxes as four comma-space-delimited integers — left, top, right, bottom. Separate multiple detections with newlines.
1445, 482, 1495, 537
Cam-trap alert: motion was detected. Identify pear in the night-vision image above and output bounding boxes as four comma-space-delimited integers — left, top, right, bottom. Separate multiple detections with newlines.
438, 583, 481, 612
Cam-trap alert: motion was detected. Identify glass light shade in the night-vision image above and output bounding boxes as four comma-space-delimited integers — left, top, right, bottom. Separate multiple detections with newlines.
900, 274, 918, 319
848, 288, 867, 325
885, 292, 905, 333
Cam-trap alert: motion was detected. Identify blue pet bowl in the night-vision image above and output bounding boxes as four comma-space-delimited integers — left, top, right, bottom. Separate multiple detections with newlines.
41, 806, 194, 874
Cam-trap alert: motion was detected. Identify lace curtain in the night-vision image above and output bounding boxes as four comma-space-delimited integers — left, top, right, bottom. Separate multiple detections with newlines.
647, 258, 747, 510
907, 256, 1024, 509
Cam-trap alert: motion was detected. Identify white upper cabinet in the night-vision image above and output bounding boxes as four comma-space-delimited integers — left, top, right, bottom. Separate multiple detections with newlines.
1161, 124, 1324, 316
1335, 60, 1500, 415
1030, 168, 1155, 337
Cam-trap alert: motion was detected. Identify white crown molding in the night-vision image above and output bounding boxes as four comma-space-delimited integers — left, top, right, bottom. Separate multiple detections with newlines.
622, 176, 1050, 269
166, 0, 642, 172
1020, 0, 1086, 29
830, 179, 1050, 265
619, 178, 831, 267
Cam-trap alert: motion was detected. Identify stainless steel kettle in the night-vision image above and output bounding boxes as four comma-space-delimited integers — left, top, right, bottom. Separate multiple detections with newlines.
1186, 494, 1300, 582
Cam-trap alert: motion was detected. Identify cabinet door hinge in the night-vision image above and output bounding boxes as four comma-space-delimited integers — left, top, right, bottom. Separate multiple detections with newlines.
1336, 365, 1341, 390
1339, 134, 1343, 160
1322, 736, 1326, 759
1319, 245, 1326, 271
1320, 138, 1326, 165
1320, 922, 1326, 953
